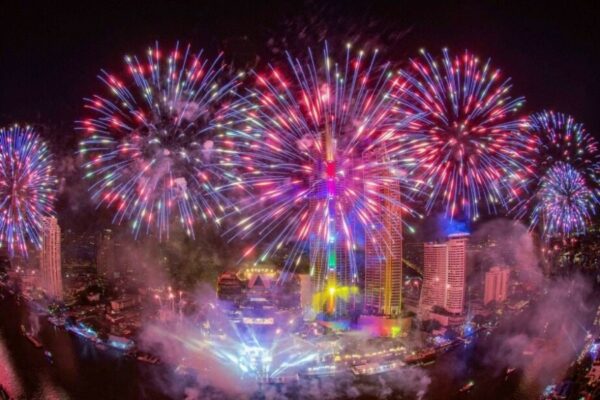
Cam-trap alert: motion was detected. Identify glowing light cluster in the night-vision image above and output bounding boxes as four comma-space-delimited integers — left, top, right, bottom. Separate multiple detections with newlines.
0, 125, 56, 257
77, 43, 239, 239
219, 44, 420, 286
397, 48, 534, 221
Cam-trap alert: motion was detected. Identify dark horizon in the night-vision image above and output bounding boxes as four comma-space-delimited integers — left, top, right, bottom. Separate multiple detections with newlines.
0, 0, 599, 137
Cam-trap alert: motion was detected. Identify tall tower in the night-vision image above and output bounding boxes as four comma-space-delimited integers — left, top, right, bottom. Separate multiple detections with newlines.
363, 163, 403, 316
40, 216, 62, 300
308, 126, 338, 315
309, 124, 358, 316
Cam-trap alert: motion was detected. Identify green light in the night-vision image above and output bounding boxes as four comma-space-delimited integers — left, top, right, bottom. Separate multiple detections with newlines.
328, 252, 336, 268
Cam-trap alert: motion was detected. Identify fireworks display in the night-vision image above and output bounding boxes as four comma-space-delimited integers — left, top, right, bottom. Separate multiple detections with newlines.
533, 162, 597, 237
530, 111, 600, 186
218, 44, 420, 299
396, 48, 534, 221
521, 111, 600, 237
77, 43, 240, 239
0, 125, 56, 257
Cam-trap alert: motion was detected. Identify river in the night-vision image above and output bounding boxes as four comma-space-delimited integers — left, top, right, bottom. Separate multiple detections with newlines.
0, 288, 592, 399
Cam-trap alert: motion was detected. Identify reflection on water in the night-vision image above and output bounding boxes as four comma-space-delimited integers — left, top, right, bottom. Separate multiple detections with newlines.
0, 287, 592, 400
0, 332, 23, 398
0, 293, 174, 399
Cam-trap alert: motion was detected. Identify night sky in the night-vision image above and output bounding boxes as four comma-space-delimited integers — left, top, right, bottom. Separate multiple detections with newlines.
1, 0, 598, 136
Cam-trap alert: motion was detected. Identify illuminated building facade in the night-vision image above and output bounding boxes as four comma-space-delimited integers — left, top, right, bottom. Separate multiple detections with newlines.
421, 233, 469, 316
446, 233, 468, 314
40, 216, 62, 300
421, 243, 447, 313
217, 272, 244, 301
363, 164, 403, 316
483, 266, 510, 305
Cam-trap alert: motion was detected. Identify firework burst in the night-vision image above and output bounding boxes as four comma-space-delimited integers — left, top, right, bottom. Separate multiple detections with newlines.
530, 111, 600, 185
397, 48, 534, 221
533, 162, 597, 237
218, 44, 420, 298
0, 125, 56, 257
519, 111, 600, 237
77, 43, 240, 239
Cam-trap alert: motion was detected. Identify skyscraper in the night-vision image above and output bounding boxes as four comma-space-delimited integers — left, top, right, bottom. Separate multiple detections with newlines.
483, 266, 510, 305
40, 216, 62, 300
420, 233, 469, 316
97, 228, 117, 278
421, 243, 447, 313
363, 164, 403, 316
446, 233, 468, 314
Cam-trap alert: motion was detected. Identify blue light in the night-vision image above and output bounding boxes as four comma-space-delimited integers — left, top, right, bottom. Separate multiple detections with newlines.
438, 215, 470, 237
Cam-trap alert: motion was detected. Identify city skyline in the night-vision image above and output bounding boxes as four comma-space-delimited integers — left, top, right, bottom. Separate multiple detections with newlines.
1, 2, 599, 400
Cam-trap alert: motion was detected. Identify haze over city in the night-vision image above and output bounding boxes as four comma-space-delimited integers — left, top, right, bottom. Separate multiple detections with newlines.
1, 1, 599, 399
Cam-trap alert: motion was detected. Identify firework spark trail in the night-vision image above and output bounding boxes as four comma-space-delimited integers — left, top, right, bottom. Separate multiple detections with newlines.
217, 43, 422, 292
516, 111, 600, 237
0, 125, 56, 257
396, 48, 534, 221
77, 42, 241, 239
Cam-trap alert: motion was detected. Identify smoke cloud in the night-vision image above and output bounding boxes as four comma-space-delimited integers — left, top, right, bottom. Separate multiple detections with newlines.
136, 286, 431, 399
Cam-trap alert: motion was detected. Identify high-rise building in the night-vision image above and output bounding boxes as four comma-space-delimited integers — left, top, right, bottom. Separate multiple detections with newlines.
421, 243, 447, 313
446, 233, 468, 314
62, 228, 97, 269
483, 266, 510, 305
420, 233, 469, 316
40, 216, 62, 300
363, 164, 403, 316
97, 228, 117, 278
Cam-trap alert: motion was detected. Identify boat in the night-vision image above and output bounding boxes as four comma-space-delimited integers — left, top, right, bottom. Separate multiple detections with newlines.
505, 367, 517, 381
95, 342, 108, 351
459, 380, 475, 393
20, 325, 42, 348
351, 360, 403, 376
300, 364, 340, 377
44, 350, 54, 363
405, 348, 437, 365
136, 352, 161, 365
258, 374, 299, 385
